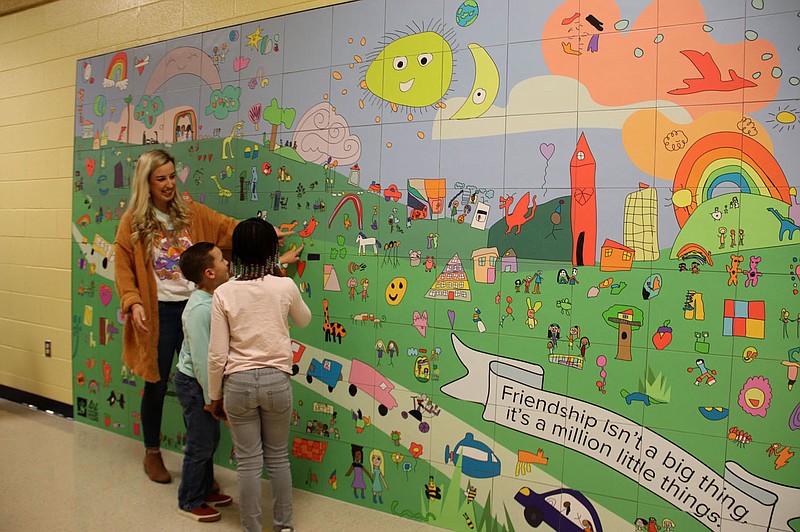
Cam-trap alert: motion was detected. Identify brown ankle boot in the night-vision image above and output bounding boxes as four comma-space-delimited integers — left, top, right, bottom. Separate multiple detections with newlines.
143, 449, 171, 483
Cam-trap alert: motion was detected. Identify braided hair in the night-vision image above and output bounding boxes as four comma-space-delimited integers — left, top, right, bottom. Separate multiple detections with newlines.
231, 217, 280, 280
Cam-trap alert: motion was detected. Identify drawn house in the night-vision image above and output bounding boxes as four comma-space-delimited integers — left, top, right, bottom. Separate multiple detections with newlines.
599, 238, 635, 272
81, 120, 94, 139
471, 247, 500, 284
426, 253, 471, 301
348, 164, 360, 187
501, 248, 518, 273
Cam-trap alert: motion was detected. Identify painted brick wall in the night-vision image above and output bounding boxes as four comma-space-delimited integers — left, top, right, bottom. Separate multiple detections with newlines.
0, 0, 348, 403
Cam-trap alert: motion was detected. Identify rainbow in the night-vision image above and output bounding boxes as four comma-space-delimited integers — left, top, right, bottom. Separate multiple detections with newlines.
103, 52, 129, 89
328, 193, 363, 229
672, 131, 790, 227
675, 243, 714, 266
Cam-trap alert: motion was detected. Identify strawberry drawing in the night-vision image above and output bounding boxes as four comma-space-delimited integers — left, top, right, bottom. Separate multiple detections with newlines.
652, 320, 673, 350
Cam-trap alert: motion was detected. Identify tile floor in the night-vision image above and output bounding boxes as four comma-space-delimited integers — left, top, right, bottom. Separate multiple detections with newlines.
0, 398, 439, 532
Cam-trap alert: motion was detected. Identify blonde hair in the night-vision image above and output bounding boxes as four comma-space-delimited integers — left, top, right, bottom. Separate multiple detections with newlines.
128, 149, 191, 249
369, 449, 385, 477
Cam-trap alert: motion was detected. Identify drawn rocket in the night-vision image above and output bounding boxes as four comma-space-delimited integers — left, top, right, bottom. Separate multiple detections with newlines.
570, 132, 597, 266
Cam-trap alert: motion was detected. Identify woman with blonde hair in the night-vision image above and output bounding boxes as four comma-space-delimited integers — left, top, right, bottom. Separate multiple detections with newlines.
114, 149, 299, 484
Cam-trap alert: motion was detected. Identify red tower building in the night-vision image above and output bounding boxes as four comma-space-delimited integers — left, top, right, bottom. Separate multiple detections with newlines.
569, 132, 597, 266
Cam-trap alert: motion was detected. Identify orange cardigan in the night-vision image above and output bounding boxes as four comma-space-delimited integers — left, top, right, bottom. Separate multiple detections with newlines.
114, 202, 238, 383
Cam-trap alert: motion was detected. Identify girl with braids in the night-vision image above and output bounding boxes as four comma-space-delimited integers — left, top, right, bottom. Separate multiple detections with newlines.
114, 149, 300, 484
207, 218, 311, 532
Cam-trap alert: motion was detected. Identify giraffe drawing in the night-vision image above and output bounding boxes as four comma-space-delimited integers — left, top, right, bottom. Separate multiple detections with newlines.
323, 299, 347, 344
209, 174, 232, 200
222, 120, 244, 160
767, 207, 800, 241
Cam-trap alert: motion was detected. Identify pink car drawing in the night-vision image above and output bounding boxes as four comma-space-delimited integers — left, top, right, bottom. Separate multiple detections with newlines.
348, 359, 397, 416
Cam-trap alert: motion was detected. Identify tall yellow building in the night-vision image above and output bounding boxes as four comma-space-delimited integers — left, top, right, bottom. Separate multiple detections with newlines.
623, 183, 660, 261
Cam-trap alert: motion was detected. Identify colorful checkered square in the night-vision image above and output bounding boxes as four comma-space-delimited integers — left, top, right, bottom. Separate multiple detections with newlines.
723, 299, 765, 339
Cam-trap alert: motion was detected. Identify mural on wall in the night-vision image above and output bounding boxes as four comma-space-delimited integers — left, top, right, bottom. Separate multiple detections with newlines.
72, 1, 800, 530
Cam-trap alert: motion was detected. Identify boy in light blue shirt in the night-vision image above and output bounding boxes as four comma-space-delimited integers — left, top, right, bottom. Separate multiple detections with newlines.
175, 242, 232, 522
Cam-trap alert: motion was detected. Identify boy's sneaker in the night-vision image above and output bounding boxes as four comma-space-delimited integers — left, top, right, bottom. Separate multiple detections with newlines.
205, 492, 233, 507
179, 503, 221, 522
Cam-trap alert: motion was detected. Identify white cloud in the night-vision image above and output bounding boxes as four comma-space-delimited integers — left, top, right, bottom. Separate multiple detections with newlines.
433, 75, 692, 139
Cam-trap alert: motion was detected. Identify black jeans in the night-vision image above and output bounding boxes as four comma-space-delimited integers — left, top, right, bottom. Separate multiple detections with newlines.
140, 300, 186, 449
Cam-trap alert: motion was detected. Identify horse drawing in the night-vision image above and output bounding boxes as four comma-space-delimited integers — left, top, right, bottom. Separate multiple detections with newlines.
356, 232, 380, 256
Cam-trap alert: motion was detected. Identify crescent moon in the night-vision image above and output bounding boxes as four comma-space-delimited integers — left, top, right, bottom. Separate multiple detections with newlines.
450, 43, 499, 120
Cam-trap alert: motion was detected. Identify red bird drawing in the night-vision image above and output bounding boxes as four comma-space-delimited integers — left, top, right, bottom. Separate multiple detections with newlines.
668, 50, 757, 95
299, 216, 318, 245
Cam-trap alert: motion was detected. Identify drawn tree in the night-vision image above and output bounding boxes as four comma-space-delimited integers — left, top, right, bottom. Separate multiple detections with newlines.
124, 94, 133, 143
602, 305, 644, 361
263, 98, 296, 150
133, 94, 164, 129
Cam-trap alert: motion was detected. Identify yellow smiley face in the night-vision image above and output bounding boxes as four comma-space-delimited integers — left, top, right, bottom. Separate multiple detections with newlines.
385, 277, 408, 306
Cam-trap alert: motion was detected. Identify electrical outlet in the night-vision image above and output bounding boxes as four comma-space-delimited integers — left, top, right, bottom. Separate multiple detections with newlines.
45, 340, 52, 357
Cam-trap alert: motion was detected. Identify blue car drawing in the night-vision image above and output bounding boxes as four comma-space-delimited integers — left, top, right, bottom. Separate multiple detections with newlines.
514, 486, 603, 532
306, 358, 343, 392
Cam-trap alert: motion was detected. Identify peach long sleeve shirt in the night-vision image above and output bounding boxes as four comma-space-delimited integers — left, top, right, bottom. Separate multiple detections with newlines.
207, 275, 312, 401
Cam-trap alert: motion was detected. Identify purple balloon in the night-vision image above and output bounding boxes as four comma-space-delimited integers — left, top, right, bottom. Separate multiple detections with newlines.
539, 143, 555, 161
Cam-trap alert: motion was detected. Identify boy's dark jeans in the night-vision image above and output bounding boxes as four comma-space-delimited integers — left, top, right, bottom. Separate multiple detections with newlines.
174, 370, 220, 510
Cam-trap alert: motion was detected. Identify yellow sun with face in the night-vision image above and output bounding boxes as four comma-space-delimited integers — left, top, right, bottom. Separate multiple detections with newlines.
363, 22, 456, 111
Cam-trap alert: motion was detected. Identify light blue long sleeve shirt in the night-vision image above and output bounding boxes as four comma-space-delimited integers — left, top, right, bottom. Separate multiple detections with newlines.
177, 289, 213, 404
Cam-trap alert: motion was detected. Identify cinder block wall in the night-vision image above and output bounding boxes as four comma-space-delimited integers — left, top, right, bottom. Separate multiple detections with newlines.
0, 0, 347, 404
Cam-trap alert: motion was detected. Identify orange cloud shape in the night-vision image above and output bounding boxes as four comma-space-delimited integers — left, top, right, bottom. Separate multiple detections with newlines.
542, 0, 780, 118
622, 109, 773, 182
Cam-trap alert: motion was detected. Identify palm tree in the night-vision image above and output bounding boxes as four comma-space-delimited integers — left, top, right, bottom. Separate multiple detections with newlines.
124, 94, 132, 144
